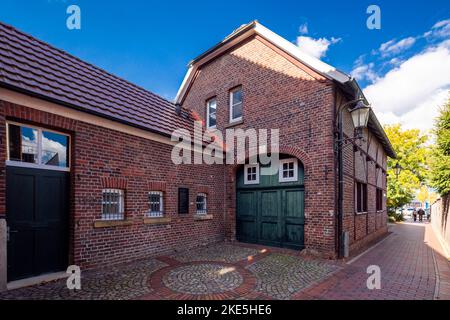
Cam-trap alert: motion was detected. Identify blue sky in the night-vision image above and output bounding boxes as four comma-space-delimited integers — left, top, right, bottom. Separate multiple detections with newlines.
1, 0, 449, 130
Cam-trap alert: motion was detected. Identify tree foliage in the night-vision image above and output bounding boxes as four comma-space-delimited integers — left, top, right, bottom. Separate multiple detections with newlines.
384, 124, 429, 210
430, 97, 450, 195
417, 185, 429, 205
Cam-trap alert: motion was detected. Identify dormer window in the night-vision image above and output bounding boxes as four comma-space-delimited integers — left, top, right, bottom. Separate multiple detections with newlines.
229, 87, 243, 122
206, 98, 217, 129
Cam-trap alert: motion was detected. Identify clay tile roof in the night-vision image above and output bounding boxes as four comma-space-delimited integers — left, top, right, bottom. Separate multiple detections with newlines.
0, 21, 193, 137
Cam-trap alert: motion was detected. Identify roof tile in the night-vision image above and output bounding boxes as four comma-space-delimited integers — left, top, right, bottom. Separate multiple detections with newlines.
0, 22, 193, 137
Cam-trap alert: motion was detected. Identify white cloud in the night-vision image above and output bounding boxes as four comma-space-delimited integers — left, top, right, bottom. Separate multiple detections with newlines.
298, 23, 308, 35
296, 36, 341, 59
42, 136, 67, 166
351, 62, 378, 82
379, 37, 416, 56
364, 41, 450, 131
377, 89, 448, 132
430, 19, 450, 38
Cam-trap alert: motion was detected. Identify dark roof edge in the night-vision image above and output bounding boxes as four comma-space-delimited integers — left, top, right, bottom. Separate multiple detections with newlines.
0, 83, 173, 139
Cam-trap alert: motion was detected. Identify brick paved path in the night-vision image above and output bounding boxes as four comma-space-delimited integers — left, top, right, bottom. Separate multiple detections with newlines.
295, 222, 450, 300
0, 222, 448, 300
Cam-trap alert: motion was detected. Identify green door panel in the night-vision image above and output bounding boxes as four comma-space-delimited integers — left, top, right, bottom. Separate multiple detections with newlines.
260, 190, 279, 217
237, 191, 256, 217
236, 191, 257, 243
260, 222, 279, 243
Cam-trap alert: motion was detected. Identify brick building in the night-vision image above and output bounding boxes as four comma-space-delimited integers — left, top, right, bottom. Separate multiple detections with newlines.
0, 21, 395, 284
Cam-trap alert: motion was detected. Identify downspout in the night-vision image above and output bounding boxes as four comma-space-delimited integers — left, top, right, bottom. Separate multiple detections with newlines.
333, 88, 343, 259
337, 101, 344, 259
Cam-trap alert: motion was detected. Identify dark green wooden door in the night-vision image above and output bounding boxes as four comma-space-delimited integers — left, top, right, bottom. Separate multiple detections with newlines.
6, 166, 69, 281
236, 161, 305, 250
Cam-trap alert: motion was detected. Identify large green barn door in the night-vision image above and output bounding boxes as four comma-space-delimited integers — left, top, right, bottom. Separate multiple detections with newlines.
236, 159, 305, 250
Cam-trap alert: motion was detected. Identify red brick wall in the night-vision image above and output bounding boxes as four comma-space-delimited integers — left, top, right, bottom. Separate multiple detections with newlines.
1, 101, 226, 269
181, 36, 337, 257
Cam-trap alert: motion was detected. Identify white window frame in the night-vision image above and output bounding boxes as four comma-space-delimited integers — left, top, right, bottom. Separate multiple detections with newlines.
244, 164, 260, 185
229, 87, 243, 123
148, 191, 164, 218
5, 121, 71, 172
206, 98, 217, 129
196, 193, 208, 215
279, 158, 298, 183
101, 189, 125, 220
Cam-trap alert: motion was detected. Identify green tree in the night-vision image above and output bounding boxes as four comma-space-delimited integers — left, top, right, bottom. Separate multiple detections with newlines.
430, 97, 450, 195
384, 124, 429, 211
417, 185, 429, 206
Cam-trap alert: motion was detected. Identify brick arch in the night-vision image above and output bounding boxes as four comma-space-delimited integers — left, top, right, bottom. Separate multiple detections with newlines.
227, 145, 312, 177
278, 145, 312, 170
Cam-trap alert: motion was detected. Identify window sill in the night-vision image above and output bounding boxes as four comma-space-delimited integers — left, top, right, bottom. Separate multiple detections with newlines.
355, 212, 368, 215
93, 219, 132, 228
194, 214, 213, 221
225, 120, 244, 128
206, 127, 218, 133
143, 217, 171, 225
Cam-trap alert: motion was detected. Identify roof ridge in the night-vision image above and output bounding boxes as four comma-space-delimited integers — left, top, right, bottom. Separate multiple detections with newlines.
0, 21, 176, 107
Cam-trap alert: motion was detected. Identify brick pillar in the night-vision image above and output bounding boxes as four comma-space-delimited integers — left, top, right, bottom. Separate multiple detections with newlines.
225, 166, 236, 241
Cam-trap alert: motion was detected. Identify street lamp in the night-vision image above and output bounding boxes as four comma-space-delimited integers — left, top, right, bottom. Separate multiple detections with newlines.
394, 162, 403, 178
349, 101, 371, 140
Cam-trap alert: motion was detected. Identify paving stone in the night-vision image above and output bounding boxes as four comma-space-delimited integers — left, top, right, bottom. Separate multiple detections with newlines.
163, 263, 243, 295
247, 253, 339, 300
0, 259, 167, 300
171, 243, 260, 263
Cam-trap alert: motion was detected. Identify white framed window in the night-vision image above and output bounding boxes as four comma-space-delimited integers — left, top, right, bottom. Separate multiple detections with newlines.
102, 189, 124, 220
206, 98, 217, 129
196, 193, 207, 215
244, 164, 260, 184
229, 87, 243, 123
6, 121, 70, 171
148, 191, 164, 217
279, 158, 298, 182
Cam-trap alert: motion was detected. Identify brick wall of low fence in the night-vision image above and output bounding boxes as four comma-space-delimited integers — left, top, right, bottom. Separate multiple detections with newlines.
431, 194, 450, 257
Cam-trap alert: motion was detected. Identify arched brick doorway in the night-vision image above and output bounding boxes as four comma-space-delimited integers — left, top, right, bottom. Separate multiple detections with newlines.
235, 154, 305, 250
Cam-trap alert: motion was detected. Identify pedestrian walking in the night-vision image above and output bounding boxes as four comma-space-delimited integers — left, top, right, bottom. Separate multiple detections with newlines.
418, 208, 425, 222
413, 209, 417, 222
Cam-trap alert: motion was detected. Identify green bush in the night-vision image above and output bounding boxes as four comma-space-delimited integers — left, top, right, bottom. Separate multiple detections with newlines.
388, 210, 404, 222
388, 216, 396, 223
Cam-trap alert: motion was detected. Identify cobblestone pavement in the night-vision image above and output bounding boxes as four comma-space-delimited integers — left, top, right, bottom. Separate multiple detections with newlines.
0, 243, 340, 300
170, 243, 260, 263
2, 222, 447, 300
0, 259, 167, 300
295, 222, 450, 300
247, 253, 339, 300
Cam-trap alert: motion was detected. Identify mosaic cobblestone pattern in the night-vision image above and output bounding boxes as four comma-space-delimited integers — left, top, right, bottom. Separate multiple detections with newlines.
247, 253, 339, 300
171, 244, 260, 263
0, 259, 167, 300
162, 263, 243, 294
